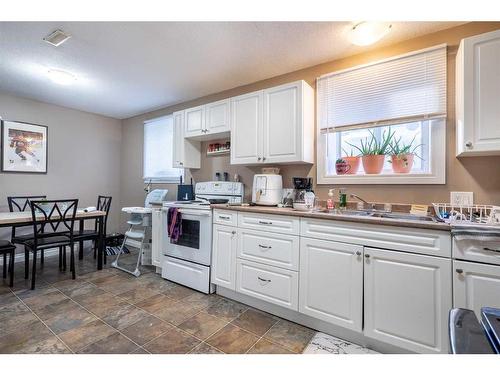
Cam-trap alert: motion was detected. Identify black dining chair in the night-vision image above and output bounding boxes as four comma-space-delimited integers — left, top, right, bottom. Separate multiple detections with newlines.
7, 195, 48, 268
74, 195, 112, 262
0, 240, 16, 287
25, 199, 78, 290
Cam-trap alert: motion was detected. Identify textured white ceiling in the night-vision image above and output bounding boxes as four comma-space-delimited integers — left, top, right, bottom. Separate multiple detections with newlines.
0, 22, 462, 119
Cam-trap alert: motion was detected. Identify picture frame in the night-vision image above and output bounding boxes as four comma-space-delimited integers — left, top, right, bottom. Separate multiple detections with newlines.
1, 120, 48, 174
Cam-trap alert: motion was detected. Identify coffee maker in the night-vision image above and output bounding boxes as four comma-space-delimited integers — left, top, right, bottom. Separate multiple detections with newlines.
292, 177, 313, 203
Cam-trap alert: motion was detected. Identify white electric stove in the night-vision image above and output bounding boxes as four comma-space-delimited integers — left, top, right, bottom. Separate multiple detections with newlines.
160, 181, 244, 293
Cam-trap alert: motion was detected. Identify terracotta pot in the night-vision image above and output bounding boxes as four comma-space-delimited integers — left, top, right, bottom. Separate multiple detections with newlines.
391, 154, 414, 173
343, 156, 361, 175
362, 155, 385, 174
335, 162, 351, 175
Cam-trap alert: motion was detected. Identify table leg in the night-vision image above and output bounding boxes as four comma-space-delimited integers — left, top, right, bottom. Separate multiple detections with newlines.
79, 219, 84, 260
97, 215, 104, 270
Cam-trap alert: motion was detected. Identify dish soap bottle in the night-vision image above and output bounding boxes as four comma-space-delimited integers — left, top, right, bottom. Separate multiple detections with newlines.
339, 188, 347, 210
327, 189, 335, 211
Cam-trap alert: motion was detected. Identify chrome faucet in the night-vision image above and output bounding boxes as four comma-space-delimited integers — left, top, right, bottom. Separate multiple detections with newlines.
350, 194, 376, 210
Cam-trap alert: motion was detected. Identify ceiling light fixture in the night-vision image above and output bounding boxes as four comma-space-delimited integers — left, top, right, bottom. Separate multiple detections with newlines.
47, 69, 77, 85
43, 29, 71, 47
350, 22, 392, 46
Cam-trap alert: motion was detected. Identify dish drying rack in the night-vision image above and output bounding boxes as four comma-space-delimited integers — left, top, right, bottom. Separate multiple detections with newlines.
432, 203, 500, 225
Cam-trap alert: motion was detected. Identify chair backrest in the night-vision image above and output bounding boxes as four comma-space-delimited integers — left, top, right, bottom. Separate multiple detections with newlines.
96, 195, 112, 233
30, 199, 78, 246
7, 195, 47, 238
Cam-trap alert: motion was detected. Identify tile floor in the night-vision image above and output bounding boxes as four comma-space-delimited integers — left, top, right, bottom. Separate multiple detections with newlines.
0, 247, 377, 354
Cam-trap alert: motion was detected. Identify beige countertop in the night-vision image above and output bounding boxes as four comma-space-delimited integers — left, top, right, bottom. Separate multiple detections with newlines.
211, 204, 450, 231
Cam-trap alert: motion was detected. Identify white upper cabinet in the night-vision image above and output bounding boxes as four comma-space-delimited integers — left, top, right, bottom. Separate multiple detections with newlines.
206, 99, 231, 134
263, 81, 314, 164
231, 80, 314, 165
184, 105, 205, 138
172, 110, 201, 169
363, 247, 451, 353
299, 237, 363, 332
456, 29, 500, 156
230, 91, 263, 164
453, 260, 500, 319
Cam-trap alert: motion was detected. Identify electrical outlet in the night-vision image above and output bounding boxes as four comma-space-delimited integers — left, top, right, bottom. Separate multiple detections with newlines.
450, 192, 474, 207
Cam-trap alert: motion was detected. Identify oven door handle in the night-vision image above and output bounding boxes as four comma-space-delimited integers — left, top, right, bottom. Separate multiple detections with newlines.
162, 208, 212, 217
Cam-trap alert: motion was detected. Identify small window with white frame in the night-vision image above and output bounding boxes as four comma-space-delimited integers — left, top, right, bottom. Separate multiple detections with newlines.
317, 45, 447, 185
143, 115, 184, 183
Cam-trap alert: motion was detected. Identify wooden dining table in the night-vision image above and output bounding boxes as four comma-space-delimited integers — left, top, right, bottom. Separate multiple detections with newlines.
0, 210, 107, 270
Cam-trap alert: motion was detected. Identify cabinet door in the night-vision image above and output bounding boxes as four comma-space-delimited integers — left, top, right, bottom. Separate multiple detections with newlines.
151, 208, 163, 267
212, 224, 237, 290
453, 260, 500, 319
459, 29, 500, 155
206, 99, 230, 134
230, 91, 263, 164
172, 111, 185, 168
263, 81, 302, 163
364, 247, 451, 353
299, 238, 363, 332
184, 105, 205, 138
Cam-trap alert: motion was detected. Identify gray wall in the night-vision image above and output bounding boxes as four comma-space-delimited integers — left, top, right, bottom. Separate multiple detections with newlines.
0, 93, 122, 246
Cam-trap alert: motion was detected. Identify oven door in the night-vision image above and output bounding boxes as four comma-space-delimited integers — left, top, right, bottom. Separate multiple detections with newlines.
162, 208, 212, 266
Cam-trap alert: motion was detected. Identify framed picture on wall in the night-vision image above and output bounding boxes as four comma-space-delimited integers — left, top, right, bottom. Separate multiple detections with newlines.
1, 120, 48, 173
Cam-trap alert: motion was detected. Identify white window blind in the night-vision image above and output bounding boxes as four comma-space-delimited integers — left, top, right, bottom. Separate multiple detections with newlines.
318, 45, 447, 131
143, 116, 183, 182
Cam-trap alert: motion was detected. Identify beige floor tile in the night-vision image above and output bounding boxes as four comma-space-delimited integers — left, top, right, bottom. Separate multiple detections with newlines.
23, 290, 68, 310
204, 298, 248, 322
143, 327, 200, 354
263, 319, 316, 353
120, 315, 172, 346
232, 308, 279, 336
154, 301, 201, 326
162, 285, 197, 300
58, 320, 116, 352
248, 339, 295, 354
206, 324, 259, 354
17, 336, 71, 354
102, 304, 150, 330
117, 284, 159, 304
44, 305, 98, 334
135, 293, 177, 314
189, 342, 223, 354
177, 312, 228, 340
0, 320, 54, 353
78, 332, 138, 354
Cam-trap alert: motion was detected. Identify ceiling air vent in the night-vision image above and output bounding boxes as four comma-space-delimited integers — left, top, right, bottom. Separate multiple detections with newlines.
43, 29, 71, 47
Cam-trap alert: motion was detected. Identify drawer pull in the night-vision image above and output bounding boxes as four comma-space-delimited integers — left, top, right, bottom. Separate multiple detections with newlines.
456, 269, 464, 274
231, 230, 236, 235
258, 276, 272, 283
258, 220, 272, 225
356, 251, 362, 256
484, 247, 500, 253
258, 244, 272, 250
219, 215, 231, 220
365, 254, 370, 258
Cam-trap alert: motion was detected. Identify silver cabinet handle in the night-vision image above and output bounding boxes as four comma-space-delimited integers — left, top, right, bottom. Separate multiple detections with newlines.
456, 269, 463, 274
465, 141, 473, 148
356, 251, 362, 256
258, 244, 272, 250
219, 215, 231, 220
365, 254, 370, 258
179, 161, 183, 165
258, 220, 272, 225
262, 157, 266, 161
257, 157, 261, 161
484, 247, 500, 253
258, 276, 271, 283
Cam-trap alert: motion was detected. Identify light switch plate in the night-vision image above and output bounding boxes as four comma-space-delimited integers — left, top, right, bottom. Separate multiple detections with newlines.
450, 191, 473, 207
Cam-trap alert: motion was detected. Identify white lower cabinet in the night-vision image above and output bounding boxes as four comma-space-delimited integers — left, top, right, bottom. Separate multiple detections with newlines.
211, 224, 237, 290
363, 247, 452, 353
236, 259, 298, 310
299, 237, 363, 332
453, 260, 500, 319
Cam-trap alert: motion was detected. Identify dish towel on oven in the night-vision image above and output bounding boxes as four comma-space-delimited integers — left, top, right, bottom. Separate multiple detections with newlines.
451, 223, 500, 242
167, 207, 182, 243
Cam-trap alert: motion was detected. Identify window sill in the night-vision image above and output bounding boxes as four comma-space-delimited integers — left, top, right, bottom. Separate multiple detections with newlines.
318, 172, 445, 185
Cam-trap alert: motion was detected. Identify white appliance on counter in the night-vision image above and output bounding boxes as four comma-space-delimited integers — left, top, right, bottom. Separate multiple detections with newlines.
251, 174, 283, 206
161, 181, 244, 293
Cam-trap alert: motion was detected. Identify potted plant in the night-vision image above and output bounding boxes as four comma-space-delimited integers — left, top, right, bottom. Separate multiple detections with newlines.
335, 158, 351, 175
341, 149, 361, 175
348, 129, 394, 174
389, 136, 423, 174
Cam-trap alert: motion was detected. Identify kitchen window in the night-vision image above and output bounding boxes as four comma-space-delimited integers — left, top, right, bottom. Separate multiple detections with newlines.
317, 45, 447, 184
143, 115, 184, 183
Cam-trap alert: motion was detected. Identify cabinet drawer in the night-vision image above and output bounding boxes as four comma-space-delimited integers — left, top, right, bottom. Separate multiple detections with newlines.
236, 259, 298, 310
453, 238, 500, 266
238, 228, 299, 270
213, 209, 238, 226
238, 212, 299, 235
301, 218, 451, 258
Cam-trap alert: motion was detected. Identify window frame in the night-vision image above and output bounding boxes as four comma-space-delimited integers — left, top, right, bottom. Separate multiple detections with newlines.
143, 115, 184, 184
317, 118, 446, 185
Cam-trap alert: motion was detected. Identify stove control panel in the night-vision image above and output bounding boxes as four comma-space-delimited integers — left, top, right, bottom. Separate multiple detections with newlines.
195, 181, 244, 196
